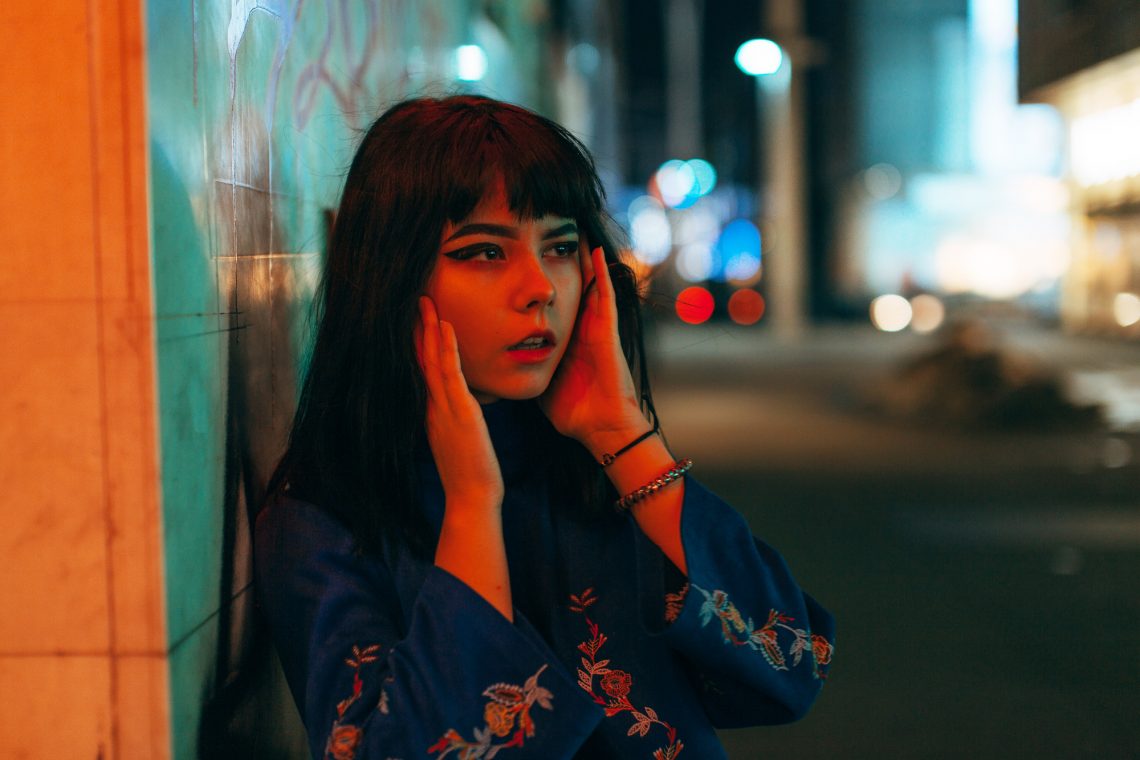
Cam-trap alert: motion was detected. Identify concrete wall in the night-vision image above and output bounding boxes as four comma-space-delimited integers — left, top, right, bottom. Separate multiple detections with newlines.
0, 0, 168, 757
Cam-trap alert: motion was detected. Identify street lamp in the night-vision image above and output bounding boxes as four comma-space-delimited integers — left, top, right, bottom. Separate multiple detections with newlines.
736, 35, 803, 341
734, 38, 784, 77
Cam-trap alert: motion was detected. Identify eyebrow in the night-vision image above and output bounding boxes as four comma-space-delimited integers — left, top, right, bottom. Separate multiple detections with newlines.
443, 221, 578, 243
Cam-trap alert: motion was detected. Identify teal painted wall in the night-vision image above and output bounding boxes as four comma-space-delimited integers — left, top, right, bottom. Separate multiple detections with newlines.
145, 1, 553, 756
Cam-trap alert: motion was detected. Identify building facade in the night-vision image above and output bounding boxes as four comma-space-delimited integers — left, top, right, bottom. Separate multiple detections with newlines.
1021, 0, 1140, 335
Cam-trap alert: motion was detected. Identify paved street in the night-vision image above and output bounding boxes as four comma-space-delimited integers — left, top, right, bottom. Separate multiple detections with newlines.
647, 321, 1140, 759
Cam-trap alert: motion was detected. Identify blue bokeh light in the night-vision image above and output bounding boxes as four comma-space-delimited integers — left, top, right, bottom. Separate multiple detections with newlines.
715, 219, 762, 281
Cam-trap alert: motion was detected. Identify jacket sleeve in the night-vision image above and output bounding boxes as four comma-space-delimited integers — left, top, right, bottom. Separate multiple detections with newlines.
254, 498, 602, 760
633, 477, 835, 728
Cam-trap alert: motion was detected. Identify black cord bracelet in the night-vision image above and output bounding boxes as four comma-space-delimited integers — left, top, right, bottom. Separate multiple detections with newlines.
599, 425, 659, 467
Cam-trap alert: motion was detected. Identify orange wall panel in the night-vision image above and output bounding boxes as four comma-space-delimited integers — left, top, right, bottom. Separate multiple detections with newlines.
0, 0, 169, 757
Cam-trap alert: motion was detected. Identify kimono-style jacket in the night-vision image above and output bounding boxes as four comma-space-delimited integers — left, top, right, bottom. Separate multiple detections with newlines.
254, 399, 835, 760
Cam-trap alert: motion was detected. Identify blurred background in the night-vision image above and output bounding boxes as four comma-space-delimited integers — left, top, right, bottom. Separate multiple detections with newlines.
2, 0, 1139, 758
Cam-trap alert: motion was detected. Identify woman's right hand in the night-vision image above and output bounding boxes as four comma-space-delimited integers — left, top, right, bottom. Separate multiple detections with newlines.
417, 296, 512, 619
415, 296, 504, 510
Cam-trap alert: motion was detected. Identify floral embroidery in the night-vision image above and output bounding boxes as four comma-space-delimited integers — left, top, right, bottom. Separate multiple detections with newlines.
664, 583, 689, 624
427, 665, 554, 759
324, 644, 384, 760
693, 585, 832, 679
811, 634, 834, 667
328, 725, 362, 760
570, 588, 685, 759
600, 669, 632, 699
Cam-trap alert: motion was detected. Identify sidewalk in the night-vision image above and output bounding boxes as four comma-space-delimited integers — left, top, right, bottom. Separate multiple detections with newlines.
649, 319, 1140, 432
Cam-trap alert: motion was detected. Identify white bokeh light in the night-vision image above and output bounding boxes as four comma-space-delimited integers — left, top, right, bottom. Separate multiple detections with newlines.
734, 39, 783, 76
934, 236, 1046, 299
676, 243, 714, 282
1072, 99, 1140, 186
628, 195, 672, 265
870, 294, 913, 332
655, 160, 698, 208
1114, 292, 1140, 327
456, 44, 488, 81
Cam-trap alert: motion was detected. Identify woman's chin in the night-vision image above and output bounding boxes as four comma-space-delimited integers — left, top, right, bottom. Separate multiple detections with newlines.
469, 377, 551, 404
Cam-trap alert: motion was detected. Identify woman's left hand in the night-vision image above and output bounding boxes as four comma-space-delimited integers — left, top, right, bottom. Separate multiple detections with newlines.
539, 246, 646, 445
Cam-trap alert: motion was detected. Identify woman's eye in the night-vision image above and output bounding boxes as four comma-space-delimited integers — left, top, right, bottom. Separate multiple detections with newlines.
548, 241, 580, 258
446, 245, 504, 261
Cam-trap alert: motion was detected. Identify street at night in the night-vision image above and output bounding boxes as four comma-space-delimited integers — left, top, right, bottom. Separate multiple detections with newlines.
8, 1, 1140, 757
650, 321, 1140, 759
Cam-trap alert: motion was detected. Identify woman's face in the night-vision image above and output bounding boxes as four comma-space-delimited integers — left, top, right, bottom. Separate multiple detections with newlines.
423, 183, 583, 403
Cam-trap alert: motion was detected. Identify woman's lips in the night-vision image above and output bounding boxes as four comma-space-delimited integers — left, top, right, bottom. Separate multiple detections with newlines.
506, 344, 555, 363
506, 330, 556, 350
505, 329, 557, 363
510, 348, 558, 364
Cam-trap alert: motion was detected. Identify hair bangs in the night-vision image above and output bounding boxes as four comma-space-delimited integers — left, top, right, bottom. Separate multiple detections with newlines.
498, 117, 604, 223
433, 103, 605, 226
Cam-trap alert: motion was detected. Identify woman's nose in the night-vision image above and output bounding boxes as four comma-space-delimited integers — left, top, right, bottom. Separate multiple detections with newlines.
514, 255, 556, 311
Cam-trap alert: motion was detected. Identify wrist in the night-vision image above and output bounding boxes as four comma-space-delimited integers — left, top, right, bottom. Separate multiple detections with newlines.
582, 418, 654, 463
597, 435, 681, 510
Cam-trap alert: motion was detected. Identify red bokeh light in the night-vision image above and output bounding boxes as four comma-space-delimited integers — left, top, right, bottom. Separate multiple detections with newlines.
728, 289, 765, 325
675, 286, 715, 324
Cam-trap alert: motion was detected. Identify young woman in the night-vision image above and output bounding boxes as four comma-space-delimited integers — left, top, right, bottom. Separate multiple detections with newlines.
255, 94, 834, 760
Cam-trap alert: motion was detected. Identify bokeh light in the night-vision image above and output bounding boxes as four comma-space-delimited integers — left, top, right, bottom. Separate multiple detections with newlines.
934, 236, 1046, 299
909, 294, 946, 333
627, 195, 672, 265
1071, 97, 1140, 186
863, 163, 903, 200
716, 219, 762, 283
1113, 292, 1140, 327
567, 43, 600, 75
687, 159, 718, 196
734, 38, 783, 76
674, 204, 720, 247
870, 294, 913, 332
456, 45, 488, 81
655, 160, 698, 208
676, 286, 715, 324
728, 289, 765, 325
676, 242, 715, 282
654, 159, 718, 209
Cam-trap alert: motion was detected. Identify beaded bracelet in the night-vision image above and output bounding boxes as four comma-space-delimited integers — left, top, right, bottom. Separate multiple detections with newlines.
614, 458, 693, 512
599, 425, 659, 467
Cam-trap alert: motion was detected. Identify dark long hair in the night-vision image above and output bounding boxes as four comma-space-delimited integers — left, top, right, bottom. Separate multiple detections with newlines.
267, 95, 657, 556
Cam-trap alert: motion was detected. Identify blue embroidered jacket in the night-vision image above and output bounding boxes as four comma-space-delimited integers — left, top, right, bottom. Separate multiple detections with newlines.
255, 399, 835, 760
